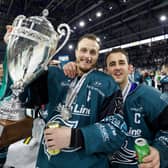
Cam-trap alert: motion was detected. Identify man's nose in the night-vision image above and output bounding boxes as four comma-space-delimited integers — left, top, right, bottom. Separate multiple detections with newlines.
115, 63, 121, 69
84, 51, 91, 59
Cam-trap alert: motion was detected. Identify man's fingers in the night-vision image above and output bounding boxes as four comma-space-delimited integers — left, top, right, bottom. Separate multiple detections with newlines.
63, 62, 77, 78
139, 147, 160, 168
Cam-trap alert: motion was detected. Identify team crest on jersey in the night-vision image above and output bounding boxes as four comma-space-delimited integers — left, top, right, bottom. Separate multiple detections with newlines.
43, 114, 79, 159
109, 140, 138, 165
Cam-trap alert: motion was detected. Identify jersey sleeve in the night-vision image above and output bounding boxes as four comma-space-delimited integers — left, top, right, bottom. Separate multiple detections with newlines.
136, 86, 168, 167
80, 90, 127, 155
152, 130, 168, 168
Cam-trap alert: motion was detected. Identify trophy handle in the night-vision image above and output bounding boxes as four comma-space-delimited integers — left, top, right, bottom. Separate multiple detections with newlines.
53, 23, 71, 56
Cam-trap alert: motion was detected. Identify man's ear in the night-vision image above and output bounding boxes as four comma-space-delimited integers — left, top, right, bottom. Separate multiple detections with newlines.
128, 64, 133, 74
104, 67, 108, 74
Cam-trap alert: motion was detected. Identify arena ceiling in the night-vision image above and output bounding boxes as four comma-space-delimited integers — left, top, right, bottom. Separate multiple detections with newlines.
0, 0, 167, 67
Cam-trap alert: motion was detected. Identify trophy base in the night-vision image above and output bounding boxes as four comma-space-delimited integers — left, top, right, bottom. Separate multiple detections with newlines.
0, 117, 33, 147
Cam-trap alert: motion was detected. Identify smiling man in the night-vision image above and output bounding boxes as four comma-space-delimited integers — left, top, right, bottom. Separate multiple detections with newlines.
36, 34, 127, 168
105, 48, 168, 168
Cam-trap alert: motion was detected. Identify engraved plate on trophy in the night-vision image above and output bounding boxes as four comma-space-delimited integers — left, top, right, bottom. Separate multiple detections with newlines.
0, 9, 70, 147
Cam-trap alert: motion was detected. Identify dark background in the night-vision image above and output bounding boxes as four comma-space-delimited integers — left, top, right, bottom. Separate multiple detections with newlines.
0, 0, 167, 68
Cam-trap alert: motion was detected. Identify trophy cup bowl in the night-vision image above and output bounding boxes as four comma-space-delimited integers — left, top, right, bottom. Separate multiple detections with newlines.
0, 10, 70, 147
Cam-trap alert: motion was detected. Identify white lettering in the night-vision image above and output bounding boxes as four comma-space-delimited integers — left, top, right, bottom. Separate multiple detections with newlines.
74, 104, 80, 113
128, 127, 142, 137
72, 104, 90, 116
80, 105, 85, 114
134, 113, 141, 124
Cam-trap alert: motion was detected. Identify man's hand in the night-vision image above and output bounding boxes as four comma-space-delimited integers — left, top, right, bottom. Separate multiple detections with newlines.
63, 61, 77, 78
139, 146, 160, 168
44, 126, 71, 150
4, 25, 13, 44
49, 59, 60, 66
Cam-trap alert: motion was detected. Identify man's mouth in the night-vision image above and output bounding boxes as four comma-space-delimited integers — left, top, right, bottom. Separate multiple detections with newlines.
80, 58, 92, 64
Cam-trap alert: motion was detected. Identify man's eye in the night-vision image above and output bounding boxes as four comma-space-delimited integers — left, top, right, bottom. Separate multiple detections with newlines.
90, 50, 97, 55
119, 61, 125, 65
109, 63, 115, 66
80, 48, 87, 52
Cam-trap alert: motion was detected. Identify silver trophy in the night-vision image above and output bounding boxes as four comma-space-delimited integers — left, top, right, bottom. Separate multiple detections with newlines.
0, 10, 70, 146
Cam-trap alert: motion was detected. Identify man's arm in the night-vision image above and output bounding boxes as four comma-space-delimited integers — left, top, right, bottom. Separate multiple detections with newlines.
139, 93, 168, 168
139, 129, 168, 168
45, 75, 127, 155
80, 89, 127, 154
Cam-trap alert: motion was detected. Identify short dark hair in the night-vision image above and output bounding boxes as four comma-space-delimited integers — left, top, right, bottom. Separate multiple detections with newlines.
76, 33, 101, 49
105, 48, 129, 66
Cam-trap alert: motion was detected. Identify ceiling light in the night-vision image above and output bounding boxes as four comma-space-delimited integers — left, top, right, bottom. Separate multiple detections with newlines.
109, 6, 113, 10
88, 18, 92, 22
120, 0, 129, 3
79, 21, 85, 27
160, 15, 167, 22
96, 11, 102, 18
100, 34, 168, 53
68, 44, 73, 50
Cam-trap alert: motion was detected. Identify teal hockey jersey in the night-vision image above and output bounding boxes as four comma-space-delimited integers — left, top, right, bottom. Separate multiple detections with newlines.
36, 66, 127, 168
109, 83, 168, 168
